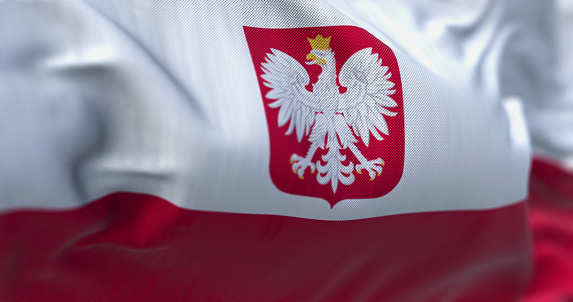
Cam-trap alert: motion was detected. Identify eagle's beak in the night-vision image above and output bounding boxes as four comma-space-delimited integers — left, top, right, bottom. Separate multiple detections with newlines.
306, 53, 326, 65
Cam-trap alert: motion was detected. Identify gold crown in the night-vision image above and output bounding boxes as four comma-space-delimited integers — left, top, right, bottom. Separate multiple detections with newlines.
307, 34, 331, 50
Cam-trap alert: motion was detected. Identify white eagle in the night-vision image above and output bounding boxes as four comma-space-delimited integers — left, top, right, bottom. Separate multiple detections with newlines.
261, 35, 397, 193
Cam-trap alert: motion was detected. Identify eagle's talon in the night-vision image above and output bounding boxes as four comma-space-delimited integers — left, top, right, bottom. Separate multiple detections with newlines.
356, 157, 384, 180
291, 153, 316, 180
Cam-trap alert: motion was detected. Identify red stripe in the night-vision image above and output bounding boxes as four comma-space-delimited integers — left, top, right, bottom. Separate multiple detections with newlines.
0, 193, 531, 301
522, 159, 573, 302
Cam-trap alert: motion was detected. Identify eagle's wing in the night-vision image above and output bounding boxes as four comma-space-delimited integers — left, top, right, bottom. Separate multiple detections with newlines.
338, 48, 398, 147
261, 49, 321, 142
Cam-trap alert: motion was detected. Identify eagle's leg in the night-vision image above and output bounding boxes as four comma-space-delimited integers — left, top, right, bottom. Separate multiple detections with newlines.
348, 143, 384, 181
290, 142, 319, 179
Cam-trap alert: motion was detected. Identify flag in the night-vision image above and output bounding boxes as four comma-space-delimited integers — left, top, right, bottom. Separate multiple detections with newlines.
518, 0, 573, 299
0, 1, 570, 301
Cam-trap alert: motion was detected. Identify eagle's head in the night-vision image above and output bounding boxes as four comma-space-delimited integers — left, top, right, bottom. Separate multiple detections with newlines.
305, 49, 335, 67
305, 34, 335, 68
305, 35, 338, 94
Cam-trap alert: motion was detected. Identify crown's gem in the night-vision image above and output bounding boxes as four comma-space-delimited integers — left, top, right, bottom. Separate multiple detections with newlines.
307, 34, 331, 50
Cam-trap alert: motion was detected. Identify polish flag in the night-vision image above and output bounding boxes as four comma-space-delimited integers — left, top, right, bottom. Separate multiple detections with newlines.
0, 1, 571, 301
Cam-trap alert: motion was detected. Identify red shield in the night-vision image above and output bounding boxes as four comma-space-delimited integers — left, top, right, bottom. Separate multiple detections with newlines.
244, 26, 404, 207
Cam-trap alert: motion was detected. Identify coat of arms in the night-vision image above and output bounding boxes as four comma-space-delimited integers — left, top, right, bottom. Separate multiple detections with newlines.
245, 26, 404, 207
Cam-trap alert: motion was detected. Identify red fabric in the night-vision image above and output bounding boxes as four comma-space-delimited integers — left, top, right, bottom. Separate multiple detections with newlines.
0, 193, 530, 301
522, 158, 573, 302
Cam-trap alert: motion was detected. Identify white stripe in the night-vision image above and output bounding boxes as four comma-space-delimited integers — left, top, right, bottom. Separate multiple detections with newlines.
0, 1, 531, 220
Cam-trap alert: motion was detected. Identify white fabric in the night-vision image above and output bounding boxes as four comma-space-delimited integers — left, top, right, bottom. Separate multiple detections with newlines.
0, 1, 531, 220
530, 0, 573, 168
342, 0, 573, 168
